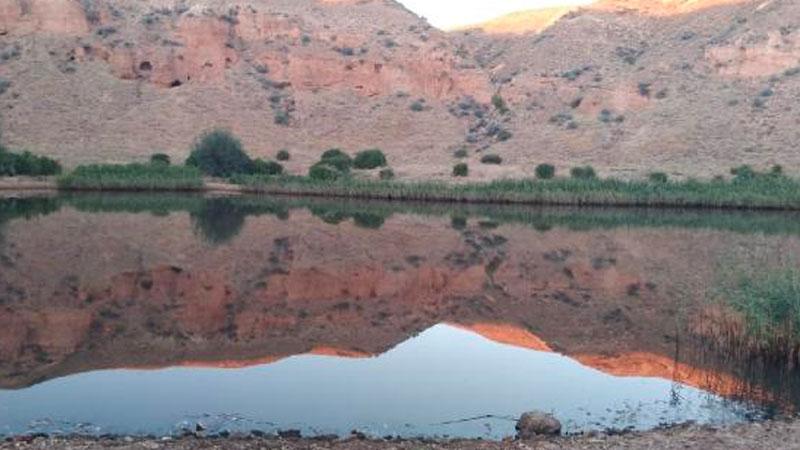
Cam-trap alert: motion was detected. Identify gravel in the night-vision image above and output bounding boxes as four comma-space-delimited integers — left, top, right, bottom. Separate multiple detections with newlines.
3, 420, 800, 450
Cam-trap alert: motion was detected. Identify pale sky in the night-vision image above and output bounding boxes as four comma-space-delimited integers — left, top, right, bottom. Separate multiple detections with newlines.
398, 0, 594, 29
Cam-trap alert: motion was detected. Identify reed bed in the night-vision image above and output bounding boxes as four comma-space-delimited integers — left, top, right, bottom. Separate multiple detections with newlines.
57, 164, 204, 191
230, 174, 800, 210
702, 267, 800, 375
727, 270, 800, 354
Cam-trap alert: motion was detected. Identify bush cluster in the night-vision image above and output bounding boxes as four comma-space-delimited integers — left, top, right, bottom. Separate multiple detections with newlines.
150, 153, 171, 165
0, 146, 62, 176
453, 163, 468, 177
379, 168, 395, 180
535, 164, 555, 180
453, 148, 468, 159
571, 166, 597, 180
251, 159, 284, 176
730, 165, 786, 182
320, 149, 352, 172
308, 148, 392, 180
185, 130, 283, 177
353, 149, 387, 170
307, 149, 352, 180
309, 162, 343, 181
276, 150, 291, 161
480, 154, 502, 165
186, 130, 252, 177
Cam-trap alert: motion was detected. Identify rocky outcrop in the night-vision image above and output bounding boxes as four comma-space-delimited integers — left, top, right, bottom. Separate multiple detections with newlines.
706, 31, 800, 78
516, 411, 562, 438
0, 0, 90, 36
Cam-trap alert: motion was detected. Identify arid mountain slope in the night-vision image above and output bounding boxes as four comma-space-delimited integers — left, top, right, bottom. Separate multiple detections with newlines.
0, 0, 491, 179
455, 0, 800, 178
454, 7, 576, 35
0, 0, 799, 179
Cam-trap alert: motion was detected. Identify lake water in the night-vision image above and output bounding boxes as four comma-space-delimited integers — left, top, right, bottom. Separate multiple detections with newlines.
0, 193, 798, 439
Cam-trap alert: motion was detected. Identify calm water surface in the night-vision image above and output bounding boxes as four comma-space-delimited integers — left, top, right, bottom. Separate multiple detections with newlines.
0, 194, 798, 439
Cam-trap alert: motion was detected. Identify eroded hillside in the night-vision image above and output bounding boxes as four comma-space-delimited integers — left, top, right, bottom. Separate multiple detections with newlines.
0, 0, 799, 179
454, 0, 800, 179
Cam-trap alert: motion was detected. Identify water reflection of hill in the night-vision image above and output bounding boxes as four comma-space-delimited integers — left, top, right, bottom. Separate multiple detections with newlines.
7, 194, 800, 242
1, 193, 799, 413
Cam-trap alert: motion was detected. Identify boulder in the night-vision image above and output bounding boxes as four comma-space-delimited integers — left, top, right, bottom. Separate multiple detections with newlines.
516, 411, 562, 439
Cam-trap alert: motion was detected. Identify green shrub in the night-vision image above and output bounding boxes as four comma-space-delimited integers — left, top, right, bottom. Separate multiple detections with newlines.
320, 149, 352, 172
150, 153, 171, 165
250, 159, 284, 176
648, 172, 668, 183
453, 163, 468, 177
729, 165, 788, 182
451, 216, 467, 230
535, 164, 556, 180
410, 100, 425, 112
274, 111, 290, 126
0, 78, 11, 96
637, 82, 651, 98
322, 148, 348, 160
309, 163, 343, 181
379, 168, 395, 180
731, 165, 757, 181
480, 154, 502, 165
186, 129, 252, 177
0, 148, 62, 176
497, 129, 513, 141
353, 149, 387, 169
491, 94, 509, 114
276, 150, 291, 161
571, 166, 597, 179
453, 148, 468, 159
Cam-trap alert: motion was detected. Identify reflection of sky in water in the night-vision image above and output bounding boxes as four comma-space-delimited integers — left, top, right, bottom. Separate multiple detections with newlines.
0, 325, 756, 439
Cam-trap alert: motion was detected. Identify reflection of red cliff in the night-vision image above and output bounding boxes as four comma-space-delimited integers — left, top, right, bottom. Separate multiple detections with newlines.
453, 323, 551, 352
455, 323, 756, 402
3, 207, 796, 410
262, 265, 485, 302
0, 310, 93, 362
0, 252, 755, 403
573, 352, 758, 399
111, 320, 758, 407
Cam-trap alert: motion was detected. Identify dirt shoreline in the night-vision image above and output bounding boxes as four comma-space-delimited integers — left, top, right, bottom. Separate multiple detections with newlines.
3, 421, 800, 449
0, 179, 241, 193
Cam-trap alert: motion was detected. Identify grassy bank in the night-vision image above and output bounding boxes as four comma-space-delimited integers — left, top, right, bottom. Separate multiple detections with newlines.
36, 154, 800, 210
230, 173, 800, 210
5, 126, 799, 209
57, 163, 204, 191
